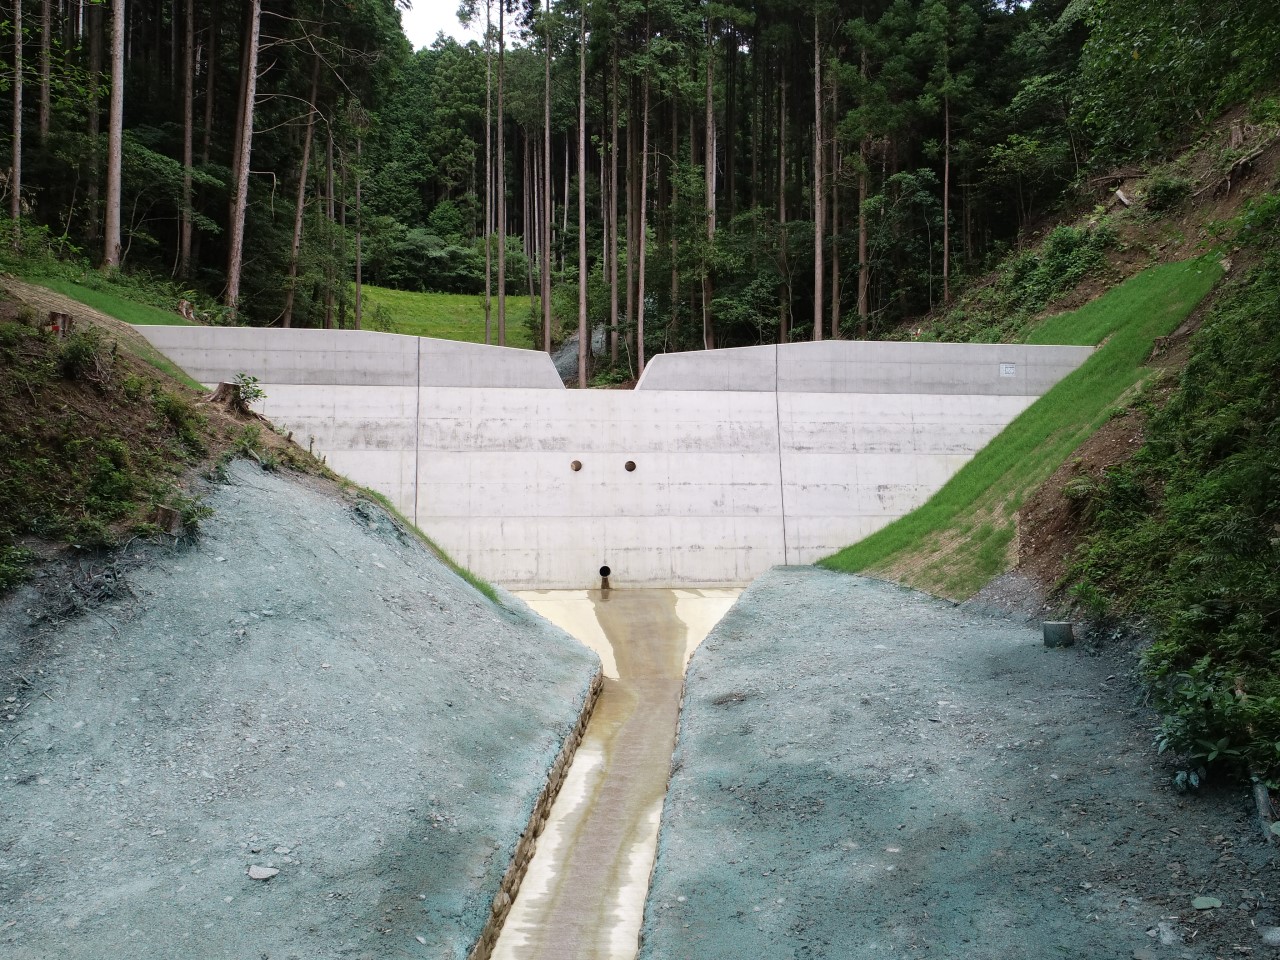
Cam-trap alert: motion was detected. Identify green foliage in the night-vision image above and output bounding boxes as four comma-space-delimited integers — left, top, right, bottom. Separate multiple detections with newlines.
232, 373, 266, 406
1067, 230, 1280, 783
1144, 175, 1191, 213
0, 546, 36, 592
1078, 0, 1280, 160
0, 219, 82, 273
822, 257, 1222, 598
58, 328, 101, 379
918, 222, 1117, 342
0, 314, 216, 584
153, 391, 206, 454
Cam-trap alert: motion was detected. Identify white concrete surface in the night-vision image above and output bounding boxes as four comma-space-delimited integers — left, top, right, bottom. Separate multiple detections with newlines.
135, 326, 564, 389
495, 589, 739, 960
134, 327, 1091, 589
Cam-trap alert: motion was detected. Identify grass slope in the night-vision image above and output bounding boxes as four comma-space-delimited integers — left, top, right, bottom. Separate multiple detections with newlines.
34, 278, 194, 326
364, 285, 536, 348
820, 257, 1223, 599
35, 277, 537, 354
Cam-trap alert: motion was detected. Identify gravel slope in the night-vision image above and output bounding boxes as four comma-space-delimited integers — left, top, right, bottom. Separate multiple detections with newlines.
640, 568, 1276, 960
0, 461, 598, 960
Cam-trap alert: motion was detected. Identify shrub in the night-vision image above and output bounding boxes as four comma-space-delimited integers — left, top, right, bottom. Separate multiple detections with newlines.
1144, 176, 1191, 213
58, 328, 100, 379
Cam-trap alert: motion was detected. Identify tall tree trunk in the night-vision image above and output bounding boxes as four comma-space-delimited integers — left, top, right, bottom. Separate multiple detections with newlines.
812, 12, 824, 342
337, 144, 348, 330
943, 94, 951, 305
577, 3, 587, 387
702, 18, 716, 351
857, 141, 869, 338
636, 61, 650, 376
561, 136, 569, 270
38, 0, 51, 143
778, 62, 789, 344
483, 0, 492, 343
86, 0, 101, 242
496, 0, 506, 344
102, 0, 126, 268
224, 0, 261, 313
229, 0, 255, 208
323, 124, 335, 330
10, 0, 23, 250
178, 0, 194, 278
608, 29, 619, 364
829, 69, 839, 339
355, 134, 363, 329
625, 76, 636, 359
201, 3, 216, 165
281, 58, 319, 329
670, 94, 679, 342
543, 0, 553, 357
525, 135, 536, 304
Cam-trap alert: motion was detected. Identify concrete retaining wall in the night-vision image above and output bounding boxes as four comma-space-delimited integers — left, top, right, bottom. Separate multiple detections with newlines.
136, 326, 565, 389
134, 327, 1090, 588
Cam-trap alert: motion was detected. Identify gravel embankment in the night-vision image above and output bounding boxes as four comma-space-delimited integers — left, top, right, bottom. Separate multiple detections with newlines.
0, 461, 598, 960
640, 567, 1276, 960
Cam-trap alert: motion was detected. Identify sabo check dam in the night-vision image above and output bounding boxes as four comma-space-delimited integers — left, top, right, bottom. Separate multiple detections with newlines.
139, 326, 1090, 959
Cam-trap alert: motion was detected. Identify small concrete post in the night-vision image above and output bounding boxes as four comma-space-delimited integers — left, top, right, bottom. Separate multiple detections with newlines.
1043, 621, 1075, 648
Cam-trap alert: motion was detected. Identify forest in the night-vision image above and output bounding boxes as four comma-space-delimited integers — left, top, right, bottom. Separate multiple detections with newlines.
2, 0, 1278, 378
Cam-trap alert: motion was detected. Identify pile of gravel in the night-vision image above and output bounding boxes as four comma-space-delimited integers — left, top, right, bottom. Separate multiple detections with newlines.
640, 567, 1274, 960
0, 461, 598, 960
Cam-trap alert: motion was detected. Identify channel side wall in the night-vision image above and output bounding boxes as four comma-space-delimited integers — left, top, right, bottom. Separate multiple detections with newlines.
133, 328, 1091, 588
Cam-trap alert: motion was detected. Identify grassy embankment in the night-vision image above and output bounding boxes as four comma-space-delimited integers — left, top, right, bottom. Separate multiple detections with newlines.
820, 257, 1223, 599
362, 285, 536, 348
34, 277, 197, 326
32, 275, 536, 350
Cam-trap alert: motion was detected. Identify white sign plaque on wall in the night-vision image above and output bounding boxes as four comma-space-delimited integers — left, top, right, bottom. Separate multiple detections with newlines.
999, 362, 1017, 378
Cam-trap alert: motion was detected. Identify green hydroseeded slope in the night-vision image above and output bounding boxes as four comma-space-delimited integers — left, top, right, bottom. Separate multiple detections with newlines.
819, 257, 1223, 599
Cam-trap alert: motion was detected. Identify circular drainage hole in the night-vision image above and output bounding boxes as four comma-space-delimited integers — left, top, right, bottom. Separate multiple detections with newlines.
624, 460, 636, 472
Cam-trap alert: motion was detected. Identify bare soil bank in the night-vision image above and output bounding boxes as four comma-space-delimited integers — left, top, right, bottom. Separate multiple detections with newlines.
0, 461, 598, 959
641, 568, 1276, 960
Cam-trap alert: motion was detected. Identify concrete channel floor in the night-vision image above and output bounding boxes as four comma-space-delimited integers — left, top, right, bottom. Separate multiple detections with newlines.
494, 589, 739, 960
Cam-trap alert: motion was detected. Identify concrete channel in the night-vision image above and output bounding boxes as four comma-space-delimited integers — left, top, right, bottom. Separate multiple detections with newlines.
492, 588, 739, 960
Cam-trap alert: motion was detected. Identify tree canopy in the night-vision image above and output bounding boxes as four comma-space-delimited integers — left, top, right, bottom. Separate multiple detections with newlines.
2, 0, 1277, 346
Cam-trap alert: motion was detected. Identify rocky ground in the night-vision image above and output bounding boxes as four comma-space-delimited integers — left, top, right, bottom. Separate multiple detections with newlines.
0, 461, 598, 960
640, 567, 1276, 960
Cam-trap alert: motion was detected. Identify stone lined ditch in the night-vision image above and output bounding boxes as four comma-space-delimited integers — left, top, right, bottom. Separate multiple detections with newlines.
492, 588, 739, 960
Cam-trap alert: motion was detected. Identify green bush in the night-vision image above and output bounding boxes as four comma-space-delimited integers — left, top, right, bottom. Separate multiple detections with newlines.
58, 328, 101, 379
1067, 237, 1280, 784
1144, 175, 1191, 213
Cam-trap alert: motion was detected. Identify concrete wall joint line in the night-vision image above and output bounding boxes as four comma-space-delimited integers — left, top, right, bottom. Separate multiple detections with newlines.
414, 339, 422, 527
773, 342, 790, 565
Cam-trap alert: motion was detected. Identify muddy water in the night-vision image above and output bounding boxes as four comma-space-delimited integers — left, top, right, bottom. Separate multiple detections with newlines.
494, 589, 739, 960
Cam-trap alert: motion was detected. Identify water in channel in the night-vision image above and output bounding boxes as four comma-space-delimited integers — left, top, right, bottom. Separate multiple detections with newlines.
492, 588, 739, 960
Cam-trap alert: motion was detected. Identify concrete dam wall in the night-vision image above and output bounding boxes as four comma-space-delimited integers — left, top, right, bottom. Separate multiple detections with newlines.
135, 328, 1091, 589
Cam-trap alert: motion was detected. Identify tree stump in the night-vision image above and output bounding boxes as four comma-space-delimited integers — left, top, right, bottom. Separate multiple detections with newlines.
1043, 621, 1075, 648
